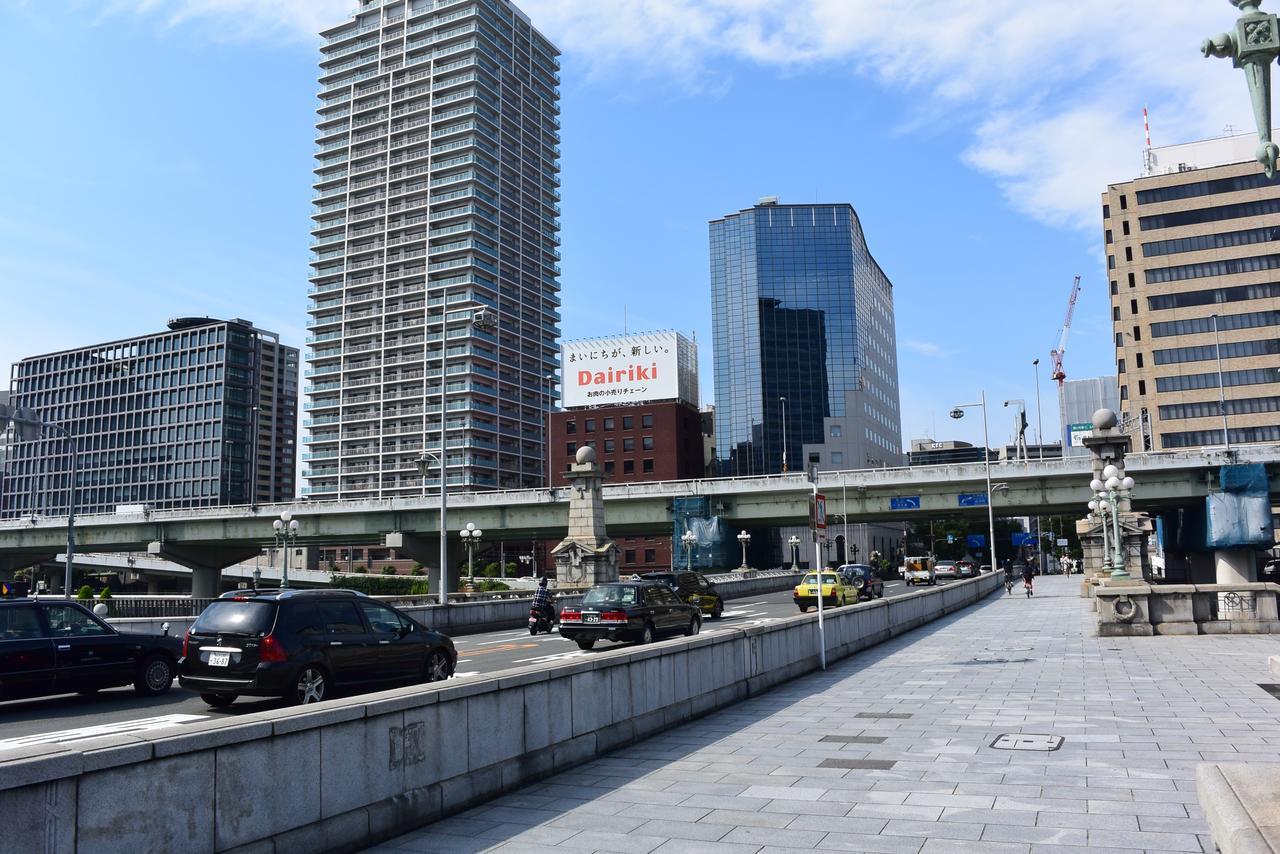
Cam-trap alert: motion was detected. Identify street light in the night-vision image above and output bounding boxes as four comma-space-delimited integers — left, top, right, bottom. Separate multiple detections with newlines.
1031, 359, 1044, 461
736, 530, 751, 570
459, 522, 483, 587
415, 450, 449, 605
1090, 465, 1135, 581
681, 529, 698, 572
950, 392, 999, 573
1203, 1, 1280, 178
788, 534, 801, 569
271, 510, 299, 588
779, 396, 790, 473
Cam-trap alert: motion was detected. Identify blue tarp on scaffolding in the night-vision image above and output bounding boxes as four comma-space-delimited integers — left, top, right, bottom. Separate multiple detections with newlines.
672, 496, 735, 570
1205, 464, 1274, 549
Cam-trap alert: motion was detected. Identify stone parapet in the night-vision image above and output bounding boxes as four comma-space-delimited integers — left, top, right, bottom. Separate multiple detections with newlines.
1096, 582, 1280, 635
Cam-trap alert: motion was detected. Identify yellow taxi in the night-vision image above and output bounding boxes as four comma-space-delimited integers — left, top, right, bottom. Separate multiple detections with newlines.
792, 571, 852, 613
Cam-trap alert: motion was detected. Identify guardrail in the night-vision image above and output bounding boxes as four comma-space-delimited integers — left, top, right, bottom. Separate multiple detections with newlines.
2, 571, 1001, 854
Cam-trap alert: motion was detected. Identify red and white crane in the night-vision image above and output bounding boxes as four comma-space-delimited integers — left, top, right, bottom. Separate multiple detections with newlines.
1049, 275, 1082, 387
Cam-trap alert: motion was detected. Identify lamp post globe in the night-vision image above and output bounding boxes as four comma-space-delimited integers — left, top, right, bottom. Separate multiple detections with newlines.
1090, 478, 1105, 493
1122, 476, 1135, 491
736, 530, 751, 571
681, 530, 697, 572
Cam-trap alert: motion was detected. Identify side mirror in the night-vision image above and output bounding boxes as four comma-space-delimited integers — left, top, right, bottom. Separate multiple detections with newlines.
162, 621, 171, 637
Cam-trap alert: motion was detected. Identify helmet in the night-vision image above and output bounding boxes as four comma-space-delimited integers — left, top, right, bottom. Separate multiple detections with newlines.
538, 576, 548, 587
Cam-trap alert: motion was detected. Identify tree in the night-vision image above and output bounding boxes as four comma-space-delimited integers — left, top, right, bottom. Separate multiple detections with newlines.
76, 585, 94, 602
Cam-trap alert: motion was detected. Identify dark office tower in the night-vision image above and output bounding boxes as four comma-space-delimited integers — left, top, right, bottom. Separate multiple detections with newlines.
710, 200, 903, 477
1, 319, 299, 518
304, 0, 562, 499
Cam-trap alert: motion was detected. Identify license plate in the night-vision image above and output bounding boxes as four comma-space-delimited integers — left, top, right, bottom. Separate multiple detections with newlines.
584, 613, 600, 624
208, 652, 230, 667
806, 587, 818, 595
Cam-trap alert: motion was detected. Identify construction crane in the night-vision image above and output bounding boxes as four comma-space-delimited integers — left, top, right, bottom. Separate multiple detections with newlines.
1049, 275, 1082, 387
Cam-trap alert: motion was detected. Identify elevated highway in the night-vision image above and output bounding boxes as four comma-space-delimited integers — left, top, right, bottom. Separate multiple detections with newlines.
2, 447, 1276, 581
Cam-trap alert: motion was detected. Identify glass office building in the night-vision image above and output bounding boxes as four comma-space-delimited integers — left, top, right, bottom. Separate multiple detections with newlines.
304, 0, 562, 499
710, 201, 903, 478
2, 318, 298, 518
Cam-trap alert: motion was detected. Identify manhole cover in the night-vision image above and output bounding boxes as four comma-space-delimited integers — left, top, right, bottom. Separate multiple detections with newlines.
855, 712, 912, 720
820, 758, 897, 770
990, 733, 1063, 752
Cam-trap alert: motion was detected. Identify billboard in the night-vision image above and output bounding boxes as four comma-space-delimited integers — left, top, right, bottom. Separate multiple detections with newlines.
1066, 422, 1093, 447
562, 331, 698, 409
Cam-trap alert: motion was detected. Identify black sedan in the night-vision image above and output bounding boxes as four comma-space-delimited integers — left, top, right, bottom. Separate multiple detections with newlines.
179, 588, 456, 706
0, 597, 181, 702
558, 581, 701, 650
837, 564, 885, 600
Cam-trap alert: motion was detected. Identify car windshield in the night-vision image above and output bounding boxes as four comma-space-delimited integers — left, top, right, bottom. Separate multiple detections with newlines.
192, 601, 277, 636
582, 586, 639, 607
801, 573, 839, 585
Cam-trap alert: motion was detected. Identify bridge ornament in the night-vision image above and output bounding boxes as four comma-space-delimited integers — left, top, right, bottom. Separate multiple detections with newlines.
1203, 0, 1280, 176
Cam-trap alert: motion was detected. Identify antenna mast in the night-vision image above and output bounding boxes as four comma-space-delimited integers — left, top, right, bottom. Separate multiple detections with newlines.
1143, 106, 1156, 176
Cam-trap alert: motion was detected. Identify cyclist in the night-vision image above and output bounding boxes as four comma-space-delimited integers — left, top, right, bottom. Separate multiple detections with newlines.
1021, 561, 1036, 597
1003, 561, 1014, 594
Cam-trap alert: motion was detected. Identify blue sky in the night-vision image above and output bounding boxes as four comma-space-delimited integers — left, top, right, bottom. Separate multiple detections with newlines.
0, 0, 1254, 450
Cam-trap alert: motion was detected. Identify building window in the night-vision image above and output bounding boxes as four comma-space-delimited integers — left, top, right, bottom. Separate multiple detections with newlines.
1128, 272, 1136, 288
603, 417, 614, 430
642, 436, 654, 451
1117, 359, 1126, 374
624, 550, 635, 563
1110, 281, 1118, 295
1108, 255, 1116, 269
604, 439, 615, 452
1120, 194, 1127, 210
1124, 246, 1133, 262
1105, 229, 1113, 244
623, 460, 635, 474
830, 425, 842, 438
1123, 220, 1131, 235
585, 419, 595, 432
1137, 380, 1147, 396
1112, 306, 1121, 321
644, 549, 656, 563
1130, 299, 1138, 315
1103, 204, 1111, 218
566, 442, 576, 454
832, 451, 844, 465
1135, 352, 1144, 368
622, 416, 633, 429
1132, 326, 1141, 342
604, 460, 615, 474
623, 437, 635, 451
565, 421, 576, 434
641, 414, 653, 428
642, 459, 654, 473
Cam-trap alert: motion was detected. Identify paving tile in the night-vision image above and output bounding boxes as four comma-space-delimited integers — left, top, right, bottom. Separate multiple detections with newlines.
721, 826, 825, 848
980, 825, 1087, 846
1084, 828, 1204, 852
633, 819, 734, 841
558, 830, 667, 854
816, 832, 926, 853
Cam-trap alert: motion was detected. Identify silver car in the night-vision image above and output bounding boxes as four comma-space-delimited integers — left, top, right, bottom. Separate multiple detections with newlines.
934, 561, 960, 581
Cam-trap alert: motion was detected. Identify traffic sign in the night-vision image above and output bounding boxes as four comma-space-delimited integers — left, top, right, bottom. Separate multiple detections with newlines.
966, 534, 987, 547
958, 492, 988, 507
889, 496, 921, 511
812, 494, 827, 530
946, 534, 955, 544
1056, 538, 1069, 547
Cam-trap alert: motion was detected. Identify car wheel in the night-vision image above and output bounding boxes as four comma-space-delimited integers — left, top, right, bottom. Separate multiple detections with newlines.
685, 615, 701, 637
201, 692, 236, 708
711, 600, 724, 620
134, 655, 174, 697
291, 665, 328, 705
798, 605, 809, 613
424, 649, 451, 683
576, 639, 596, 651
638, 623, 655, 645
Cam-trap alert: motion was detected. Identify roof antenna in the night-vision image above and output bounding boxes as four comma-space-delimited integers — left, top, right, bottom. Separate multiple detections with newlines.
1143, 106, 1156, 177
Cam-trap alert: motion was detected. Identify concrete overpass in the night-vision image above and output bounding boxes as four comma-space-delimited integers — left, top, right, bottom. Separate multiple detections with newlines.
2, 446, 1277, 594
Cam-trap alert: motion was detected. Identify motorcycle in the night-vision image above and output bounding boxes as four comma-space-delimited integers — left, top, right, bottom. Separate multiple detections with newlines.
528, 604, 554, 635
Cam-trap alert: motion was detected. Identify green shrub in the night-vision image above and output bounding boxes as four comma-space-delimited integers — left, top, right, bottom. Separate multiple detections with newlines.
331, 574, 425, 596
476, 579, 510, 592
411, 565, 426, 576
98, 587, 112, 600
409, 580, 430, 595
353, 564, 367, 574
76, 585, 94, 601
380, 565, 397, 575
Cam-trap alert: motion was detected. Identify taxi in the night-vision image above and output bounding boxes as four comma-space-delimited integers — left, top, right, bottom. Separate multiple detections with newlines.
792, 571, 852, 613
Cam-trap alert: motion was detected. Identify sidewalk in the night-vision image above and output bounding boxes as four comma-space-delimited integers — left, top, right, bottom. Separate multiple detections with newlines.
367, 575, 1280, 854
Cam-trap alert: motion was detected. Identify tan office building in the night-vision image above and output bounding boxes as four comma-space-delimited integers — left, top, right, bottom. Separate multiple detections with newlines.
1102, 133, 1280, 452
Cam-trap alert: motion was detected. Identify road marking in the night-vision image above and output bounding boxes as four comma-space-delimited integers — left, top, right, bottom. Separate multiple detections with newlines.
457, 642, 540, 657
0, 714, 209, 751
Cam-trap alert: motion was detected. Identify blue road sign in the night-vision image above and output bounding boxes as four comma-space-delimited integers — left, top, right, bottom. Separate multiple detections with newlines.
1012, 532, 1036, 546
946, 534, 955, 544
958, 492, 988, 507
966, 534, 987, 548
889, 496, 921, 511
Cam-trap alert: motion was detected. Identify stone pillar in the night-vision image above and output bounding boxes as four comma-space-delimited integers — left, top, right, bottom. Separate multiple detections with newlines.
148, 541, 259, 598
1077, 408, 1154, 596
1215, 550, 1256, 585
551, 446, 619, 586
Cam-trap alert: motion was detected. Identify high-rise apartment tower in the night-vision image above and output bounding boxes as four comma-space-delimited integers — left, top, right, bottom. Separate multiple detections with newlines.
1103, 133, 1280, 451
305, 0, 562, 498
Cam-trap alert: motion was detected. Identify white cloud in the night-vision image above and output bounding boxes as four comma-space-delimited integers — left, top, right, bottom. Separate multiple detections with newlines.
106, 0, 1256, 229
902, 339, 945, 359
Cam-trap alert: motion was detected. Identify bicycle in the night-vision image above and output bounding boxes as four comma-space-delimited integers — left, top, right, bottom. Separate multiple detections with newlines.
1004, 576, 1014, 595
1024, 579, 1034, 598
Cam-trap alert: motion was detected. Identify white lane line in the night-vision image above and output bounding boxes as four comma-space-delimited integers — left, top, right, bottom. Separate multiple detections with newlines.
456, 659, 473, 663
0, 714, 210, 751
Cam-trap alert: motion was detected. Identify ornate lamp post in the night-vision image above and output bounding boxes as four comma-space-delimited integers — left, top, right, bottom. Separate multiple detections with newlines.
459, 522, 482, 587
787, 534, 801, 569
1090, 465, 1136, 581
1203, 0, 1280, 177
736, 530, 751, 570
272, 511, 299, 588
950, 392, 1000, 572
681, 530, 697, 572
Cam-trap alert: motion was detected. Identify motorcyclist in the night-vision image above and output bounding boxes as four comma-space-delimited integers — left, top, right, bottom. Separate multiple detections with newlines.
531, 576, 555, 625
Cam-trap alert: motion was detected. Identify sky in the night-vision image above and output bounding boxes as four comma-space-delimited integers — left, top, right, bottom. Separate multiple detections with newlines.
0, 0, 1259, 451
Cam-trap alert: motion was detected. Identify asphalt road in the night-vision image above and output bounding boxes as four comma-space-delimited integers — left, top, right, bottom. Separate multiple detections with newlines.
0, 578, 923, 748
